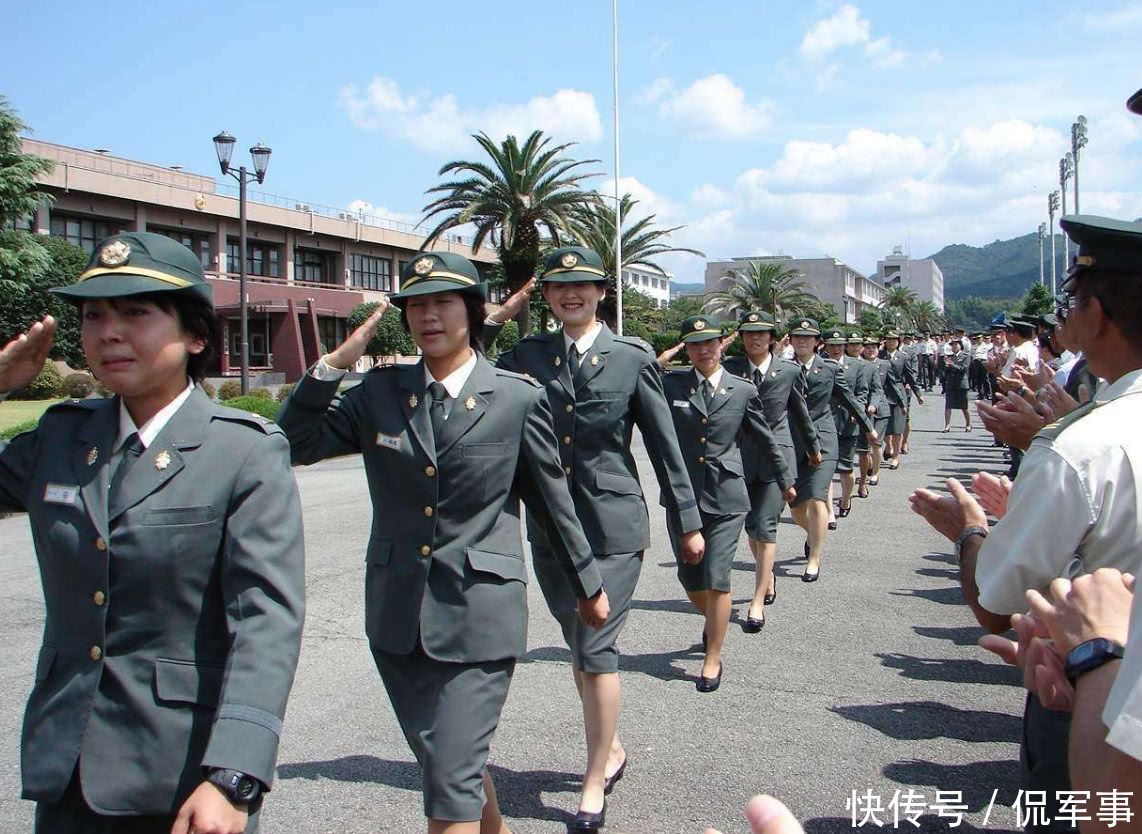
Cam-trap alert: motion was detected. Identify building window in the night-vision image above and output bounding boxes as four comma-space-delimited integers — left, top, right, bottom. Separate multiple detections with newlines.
316, 317, 344, 354
349, 253, 392, 291
227, 240, 281, 278
398, 259, 410, 279
49, 214, 120, 253
295, 248, 331, 283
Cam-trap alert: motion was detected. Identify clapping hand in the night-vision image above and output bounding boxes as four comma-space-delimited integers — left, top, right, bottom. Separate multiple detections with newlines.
0, 316, 56, 395
978, 612, 1073, 712
908, 477, 989, 544
325, 298, 389, 370
1039, 381, 1086, 423
1014, 362, 1052, 392
976, 392, 1045, 451
971, 471, 1012, 520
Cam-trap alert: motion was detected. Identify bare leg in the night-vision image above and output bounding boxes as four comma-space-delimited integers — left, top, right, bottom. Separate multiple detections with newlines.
943, 408, 951, 431
480, 771, 511, 834
577, 671, 623, 815
747, 538, 776, 618
570, 668, 625, 801
826, 483, 836, 524
700, 590, 731, 679
870, 442, 882, 481
963, 408, 972, 430
686, 589, 708, 616
839, 471, 854, 510
902, 415, 911, 453
430, 818, 481, 834
857, 453, 871, 496
804, 498, 828, 575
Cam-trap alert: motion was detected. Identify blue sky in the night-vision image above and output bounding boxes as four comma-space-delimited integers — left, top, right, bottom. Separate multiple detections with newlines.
5, 0, 1142, 285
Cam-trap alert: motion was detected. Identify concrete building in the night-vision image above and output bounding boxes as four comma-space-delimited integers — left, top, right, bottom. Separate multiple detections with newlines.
877, 247, 944, 312
19, 139, 498, 382
704, 255, 884, 325
621, 264, 672, 308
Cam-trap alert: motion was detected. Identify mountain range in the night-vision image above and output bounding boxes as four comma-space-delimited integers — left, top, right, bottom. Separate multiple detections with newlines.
926, 232, 1062, 300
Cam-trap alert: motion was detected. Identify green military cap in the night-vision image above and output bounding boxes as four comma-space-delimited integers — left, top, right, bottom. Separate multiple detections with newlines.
52, 232, 213, 305
1039, 312, 1059, 328
1007, 314, 1037, 334
540, 246, 607, 284
1059, 215, 1142, 290
863, 333, 881, 345
391, 252, 486, 302
883, 330, 901, 340
824, 328, 847, 345
679, 315, 723, 343
789, 317, 820, 336
847, 331, 864, 345
1129, 88, 1142, 115
737, 310, 775, 331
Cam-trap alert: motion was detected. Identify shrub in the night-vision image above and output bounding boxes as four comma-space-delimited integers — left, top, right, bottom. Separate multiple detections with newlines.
96, 379, 113, 398
220, 396, 280, 421
487, 320, 520, 358
248, 387, 273, 401
199, 380, 216, 400
217, 380, 242, 401
277, 383, 296, 403
0, 419, 38, 441
11, 360, 64, 400
64, 373, 96, 399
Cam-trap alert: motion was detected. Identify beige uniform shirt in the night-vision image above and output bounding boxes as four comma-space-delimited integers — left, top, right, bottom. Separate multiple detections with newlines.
975, 369, 1142, 614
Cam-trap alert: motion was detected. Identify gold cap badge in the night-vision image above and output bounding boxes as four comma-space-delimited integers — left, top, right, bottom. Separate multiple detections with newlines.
749, 313, 759, 322
87, 447, 99, 466
98, 240, 131, 267
154, 450, 171, 471
408, 394, 419, 408
554, 356, 562, 367
694, 319, 706, 330
413, 257, 434, 276
801, 320, 810, 329
560, 253, 578, 268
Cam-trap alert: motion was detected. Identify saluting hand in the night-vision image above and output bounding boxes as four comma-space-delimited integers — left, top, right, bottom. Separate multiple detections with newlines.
577, 589, 611, 630
679, 530, 705, 564
721, 331, 739, 351
0, 316, 57, 395
487, 278, 536, 325
170, 781, 248, 834
656, 341, 685, 366
325, 297, 389, 370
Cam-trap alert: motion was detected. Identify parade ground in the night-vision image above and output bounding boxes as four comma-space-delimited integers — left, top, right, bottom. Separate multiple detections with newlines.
0, 398, 1028, 833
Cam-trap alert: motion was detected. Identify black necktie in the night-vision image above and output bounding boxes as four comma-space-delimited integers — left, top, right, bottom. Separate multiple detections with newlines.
428, 381, 448, 439
568, 345, 581, 380
109, 432, 143, 508
753, 367, 763, 387
801, 364, 810, 383
702, 380, 714, 409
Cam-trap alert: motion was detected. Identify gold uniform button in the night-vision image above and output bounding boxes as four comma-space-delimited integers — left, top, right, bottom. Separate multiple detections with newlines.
565, 404, 574, 413
564, 465, 572, 475
424, 465, 436, 477
701, 418, 708, 425
424, 507, 434, 517
89, 646, 102, 661
93, 591, 106, 606
563, 435, 571, 445
698, 456, 706, 464
699, 437, 707, 443
420, 545, 431, 557
94, 537, 107, 552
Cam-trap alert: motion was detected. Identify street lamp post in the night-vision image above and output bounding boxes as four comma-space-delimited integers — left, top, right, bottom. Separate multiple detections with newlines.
612, 0, 623, 336
1038, 222, 1046, 286
1059, 154, 1073, 266
212, 131, 272, 396
1048, 191, 1060, 295
1071, 116, 1088, 214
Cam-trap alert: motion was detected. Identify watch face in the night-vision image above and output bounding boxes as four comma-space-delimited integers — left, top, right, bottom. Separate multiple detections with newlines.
236, 776, 258, 800
1071, 641, 1099, 665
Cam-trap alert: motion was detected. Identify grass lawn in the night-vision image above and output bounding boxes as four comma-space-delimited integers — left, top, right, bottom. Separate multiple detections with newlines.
0, 399, 64, 431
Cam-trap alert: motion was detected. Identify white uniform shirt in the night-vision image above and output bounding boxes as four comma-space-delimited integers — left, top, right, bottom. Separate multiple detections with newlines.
972, 341, 991, 360
1104, 592, 1142, 760
748, 353, 774, 379
780, 345, 795, 360
975, 369, 1142, 614
1001, 339, 1040, 376
115, 381, 196, 452
920, 339, 935, 356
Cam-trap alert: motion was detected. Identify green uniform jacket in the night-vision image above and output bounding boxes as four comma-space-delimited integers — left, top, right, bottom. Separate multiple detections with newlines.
884, 351, 920, 407
944, 351, 971, 390
832, 356, 870, 438
277, 357, 602, 663
795, 357, 875, 461
722, 355, 819, 481
0, 389, 305, 813
494, 325, 702, 554
863, 356, 889, 418
661, 369, 788, 513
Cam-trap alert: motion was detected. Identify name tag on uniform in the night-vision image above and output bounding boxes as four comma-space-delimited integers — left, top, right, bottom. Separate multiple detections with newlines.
672, 400, 691, 409
375, 433, 402, 451
44, 483, 80, 506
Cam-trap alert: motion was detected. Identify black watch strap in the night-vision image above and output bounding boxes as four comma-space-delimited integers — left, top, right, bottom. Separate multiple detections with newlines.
1064, 638, 1125, 683
207, 768, 262, 804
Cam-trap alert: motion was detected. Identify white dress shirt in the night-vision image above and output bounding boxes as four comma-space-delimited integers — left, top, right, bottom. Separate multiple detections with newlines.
115, 381, 196, 452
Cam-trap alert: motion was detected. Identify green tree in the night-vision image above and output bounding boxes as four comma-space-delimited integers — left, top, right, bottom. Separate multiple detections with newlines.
421, 131, 600, 333
1018, 282, 1054, 317
662, 295, 703, 330
569, 193, 704, 330
348, 302, 414, 361
912, 300, 945, 334
0, 236, 87, 367
944, 295, 1015, 332
0, 97, 55, 285
880, 286, 918, 328
703, 260, 819, 324
858, 307, 886, 333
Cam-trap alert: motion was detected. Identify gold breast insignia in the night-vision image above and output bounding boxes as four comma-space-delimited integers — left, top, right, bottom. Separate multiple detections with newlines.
154, 450, 172, 471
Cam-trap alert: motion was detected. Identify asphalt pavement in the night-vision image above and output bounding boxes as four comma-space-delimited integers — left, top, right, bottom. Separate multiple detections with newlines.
0, 393, 1029, 833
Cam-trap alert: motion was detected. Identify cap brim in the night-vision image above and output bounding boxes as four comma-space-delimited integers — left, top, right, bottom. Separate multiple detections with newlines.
540, 269, 608, 284
50, 274, 212, 303
1128, 88, 1142, 115
738, 323, 775, 332
789, 329, 821, 336
681, 331, 721, 343
391, 280, 487, 302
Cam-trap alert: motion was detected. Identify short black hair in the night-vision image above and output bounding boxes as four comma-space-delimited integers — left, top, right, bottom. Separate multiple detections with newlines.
79, 291, 217, 383
1074, 270, 1142, 347
398, 291, 487, 354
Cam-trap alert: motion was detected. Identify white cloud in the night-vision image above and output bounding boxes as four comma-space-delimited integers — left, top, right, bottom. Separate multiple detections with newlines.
599, 176, 680, 221
339, 78, 603, 153
345, 200, 419, 227
650, 74, 775, 140
638, 78, 674, 105
864, 36, 907, 68
814, 63, 843, 92
800, 4, 870, 61
1082, 3, 1142, 31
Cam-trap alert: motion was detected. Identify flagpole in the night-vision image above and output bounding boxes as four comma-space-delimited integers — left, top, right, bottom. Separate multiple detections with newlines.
612, 0, 623, 335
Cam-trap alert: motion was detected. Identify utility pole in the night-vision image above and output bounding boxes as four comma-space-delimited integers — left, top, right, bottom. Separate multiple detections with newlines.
1038, 222, 1046, 286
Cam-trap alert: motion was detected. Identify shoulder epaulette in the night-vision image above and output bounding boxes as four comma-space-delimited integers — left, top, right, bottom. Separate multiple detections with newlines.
212, 407, 284, 435
613, 335, 654, 354
493, 368, 542, 388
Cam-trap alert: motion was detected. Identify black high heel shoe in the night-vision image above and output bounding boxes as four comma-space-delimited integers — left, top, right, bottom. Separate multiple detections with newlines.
603, 757, 627, 795
571, 800, 606, 833
764, 575, 777, 606
696, 663, 723, 692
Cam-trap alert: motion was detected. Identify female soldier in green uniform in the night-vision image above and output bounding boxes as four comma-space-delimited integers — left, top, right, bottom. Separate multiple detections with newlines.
491, 247, 703, 832
661, 316, 786, 689
0, 232, 306, 834
278, 253, 609, 834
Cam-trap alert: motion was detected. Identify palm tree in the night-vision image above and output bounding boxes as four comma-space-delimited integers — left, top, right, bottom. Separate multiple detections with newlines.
569, 193, 704, 329
702, 260, 819, 325
880, 285, 918, 329
420, 130, 600, 332
911, 300, 945, 333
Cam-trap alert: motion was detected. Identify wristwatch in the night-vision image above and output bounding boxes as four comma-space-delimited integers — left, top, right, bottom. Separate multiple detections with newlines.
206, 768, 263, 805
954, 526, 989, 562
1065, 638, 1125, 683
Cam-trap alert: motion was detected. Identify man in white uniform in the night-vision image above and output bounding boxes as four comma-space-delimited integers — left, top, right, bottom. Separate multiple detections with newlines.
910, 213, 1142, 832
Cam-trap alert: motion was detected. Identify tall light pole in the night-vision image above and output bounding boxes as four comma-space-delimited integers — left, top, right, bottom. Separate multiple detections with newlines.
1038, 222, 1046, 286
213, 131, 272, 396
1059, 154, 1073, 266
1048, 190, 1060, 295
612, 0, 623, 335
1071, 115, 1088, 214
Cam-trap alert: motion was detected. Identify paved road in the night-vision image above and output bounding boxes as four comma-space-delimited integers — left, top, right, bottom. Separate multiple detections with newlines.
0, 395, 1027, 833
